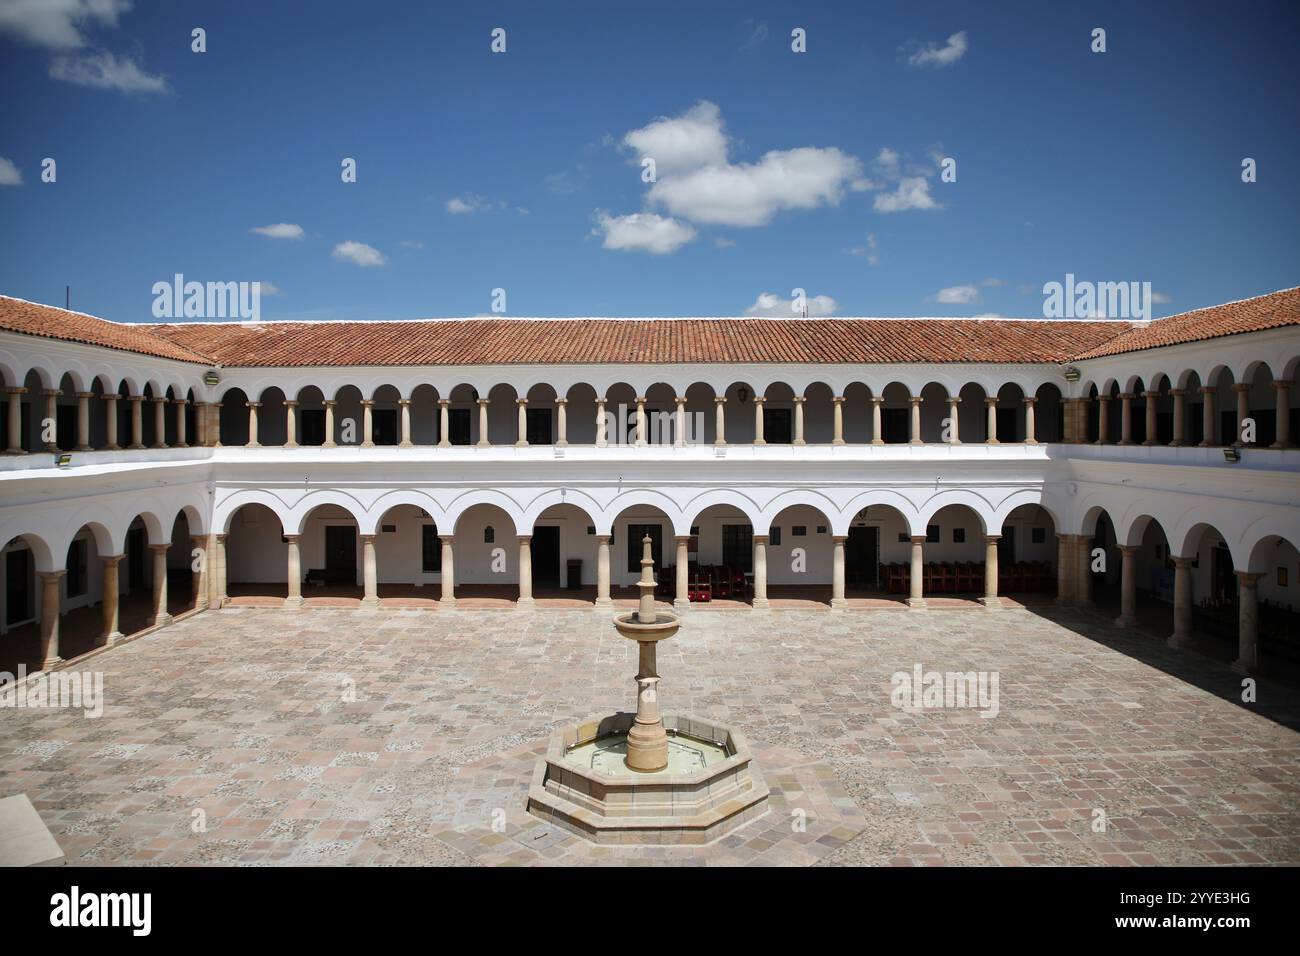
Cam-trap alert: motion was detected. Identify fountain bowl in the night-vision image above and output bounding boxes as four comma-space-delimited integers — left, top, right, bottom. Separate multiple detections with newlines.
612, 610, 680, 642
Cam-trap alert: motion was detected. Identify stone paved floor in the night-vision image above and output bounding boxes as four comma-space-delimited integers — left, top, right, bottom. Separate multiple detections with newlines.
1, 605, 1298, 866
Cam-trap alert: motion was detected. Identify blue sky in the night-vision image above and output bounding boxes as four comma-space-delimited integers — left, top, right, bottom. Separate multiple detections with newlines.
0, 0, 1297, 323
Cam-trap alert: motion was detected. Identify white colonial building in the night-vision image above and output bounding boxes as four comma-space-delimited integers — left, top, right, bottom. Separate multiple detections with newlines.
0, 287, 1297, 680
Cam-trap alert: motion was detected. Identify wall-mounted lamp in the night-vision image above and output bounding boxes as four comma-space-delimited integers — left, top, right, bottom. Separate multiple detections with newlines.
203, 370, 220, 386
738, 386, 749, 403
1223, 448, 1240, 463
1063, 367, 1081, 383
55, 453, 72, 467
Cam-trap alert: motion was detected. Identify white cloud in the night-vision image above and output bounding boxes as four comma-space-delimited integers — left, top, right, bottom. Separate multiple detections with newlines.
874, 148, 900, 177
258, 281, 281, 296
908, 31, 968, 68
1152, 291, 1171, 303
649, 146, 864, 227
745, 292, 839, 317
713, 237, 735, 249
848, 233, 878, 265
981, 277, 1005, 287
935, 285, 979, 305
49, 49, 166, 92
622, 100, 729, 177
250, 222, 304, 240
593, 211, 696, 255
873, 176, 941, 213
446, 195, 486, 214
331, 241, 385, 268
0, 0, 132, 50
0, 157, 22, 186
400, 240, 425, 249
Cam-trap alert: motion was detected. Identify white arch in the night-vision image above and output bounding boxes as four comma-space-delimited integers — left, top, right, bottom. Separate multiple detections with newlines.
755, 489, 842, 536
597, 489, 685, 536
361, 489, 451, 535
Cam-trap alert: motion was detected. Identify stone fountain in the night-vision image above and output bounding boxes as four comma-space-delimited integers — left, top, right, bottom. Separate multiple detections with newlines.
526, 535, 769, 844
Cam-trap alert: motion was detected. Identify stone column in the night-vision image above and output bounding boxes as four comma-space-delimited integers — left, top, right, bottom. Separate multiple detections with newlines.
150, 396, 167, 448
37, 570, 64, 669
832, 396, 845, 445
909, 395, 923, 444
870, 396, 884, 444
908, 536, 925, 607
515, 398, 528, 446
981, 535, 1001, 607
477, 398, 491, 447
674, 536, 690, 609
1168, 556, 1194, 647
831, 535, 847, 608
213, 533, 228, 608
752, 534, 769, 608
1023, 398, 1038, 444
1116, 545, 1138, 627
1231, 571, 1262, 674
1198, 386, 1216, 446
195, 400, 207, 448
284, 535, 304, 607
75, 392, 93, 450
634, 396, 647, 446
947, 396, 961, 444
283, 400, 298, 448
438, 399, 451, 447
4, 387, 26, 453
440, 536, 456, 606
322, 400, 337, 447
752, 396, 766, 445
555, 398, 568, 446
398, 399, 412, 447
713, 396, 727, 446
1232, 382, 1250, 446
189, 535, 208, 611
127, 394, 145, 449
1142, 391, 1158, 446
594, 398, 608, 448
1075, 536, 1094, 606
674, 397, 687, 447
1272, 381, 1292, 449
1169, 389, 1185, 446
1056, 534, 1075, 604
360, 534, 379, 607
245, 401, 261, 448
100, 555, 124, 644
360, 400, 375, 447
148, 543, 172, 627
1097, 395, 1111, 444
1119, 393, 1134, 445
42, 389, 60, 451
516, 536, 534, 608
792, 396, 806, 446
173, 398, 188, 448
984, 397, 999, 444
595, 535, 612, 608
103, 394, 120, 450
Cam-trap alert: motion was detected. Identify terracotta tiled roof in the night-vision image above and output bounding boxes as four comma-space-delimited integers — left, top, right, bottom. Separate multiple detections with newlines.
1071, 286, 1300, 360
138, 317, 1129, 367
0, 295, 212, 364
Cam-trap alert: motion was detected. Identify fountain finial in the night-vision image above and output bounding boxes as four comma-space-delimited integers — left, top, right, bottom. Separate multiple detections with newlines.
637, 533, 657, 624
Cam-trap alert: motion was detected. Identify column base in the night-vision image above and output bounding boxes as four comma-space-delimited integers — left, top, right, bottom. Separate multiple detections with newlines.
1114, 614, 1136, 628
978, 596, 1002, 608
38, 656, 62, 671
439, 596, 457, 608
283, 596, 305, 608
830, 597, 847, 609
1229, 657, 1256, 676
792, 439, 805, 446
516, 597, 536, 609
906, 597, 927, 608
398, 441, 413, 448
672, 598, 690, 610
514, 441, 529, 448
1271, 441, 1293, 450
1167, 631, 1194, 649
101, 630, 124, 646
751, 598, 770, 610
147, 613, 173, 628
75, 444, 92, 452
594, 597, 613, 609
359, 597, 380, 609
832, 439, 845, 446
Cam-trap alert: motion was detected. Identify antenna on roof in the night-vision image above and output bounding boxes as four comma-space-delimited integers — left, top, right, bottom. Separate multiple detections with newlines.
65, 285, 70, 310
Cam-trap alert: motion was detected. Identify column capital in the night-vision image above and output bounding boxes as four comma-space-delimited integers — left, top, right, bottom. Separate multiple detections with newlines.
1171, 555, 1193, 569
832, 395, 845, 405
1118, 392, 1134, 400
148, 543, 171, 554
594, 397, 606, 405
909, 395, 924, 405
673, 395, 687, 405
101, 553, 125, 565
983, 396, 999, 407
172, 396, 189, 406
1234, 570, 1264, 586
1117, 544, 1139, 557
43, 388, 62, 398
283, 399, 298, 407
4, 386, 28, 396
437, 398, 451, 408
476, 397, 491, 407
1022, 397, 1037, 406
516, 398, 528, 406
869, 396, 885, 406
1272, 379, 1292, 391
831, 534, 848, 542
322, 399, 337, 408
76, 391, 95, 400
595, 534, 611, 543
752, 395, 766, 405
792, 395, 806, 405
359, 533, 376, 543
150, 395, 168, 404
1199, 385, 1215, 395
360, 399, 375, 407
982, 534, 1001, 544
948, 395, 962, 406
554, 397, 567, 406
1097, 393, 1111, 403
37, 569, 66, 582
516, 534, 532, 543
245, 401, 261, 408
1167, 388, 1185, 397
397, 398, 411, 406
283, 533, 301, 542
714, 396, 727, 405
439, 534, 455, 545
909, 535, 927, 544
1232, 382, 1251, 393
674, 534, 691, 543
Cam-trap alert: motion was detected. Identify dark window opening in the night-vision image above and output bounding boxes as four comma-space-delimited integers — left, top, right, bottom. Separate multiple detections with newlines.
421, 524, 441, 573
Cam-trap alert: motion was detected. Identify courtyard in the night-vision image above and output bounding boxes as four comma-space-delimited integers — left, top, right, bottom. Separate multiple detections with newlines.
1, 604, 1298, 866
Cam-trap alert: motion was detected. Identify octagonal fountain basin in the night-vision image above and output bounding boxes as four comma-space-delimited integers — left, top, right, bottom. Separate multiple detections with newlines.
526, 712, 770, 845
